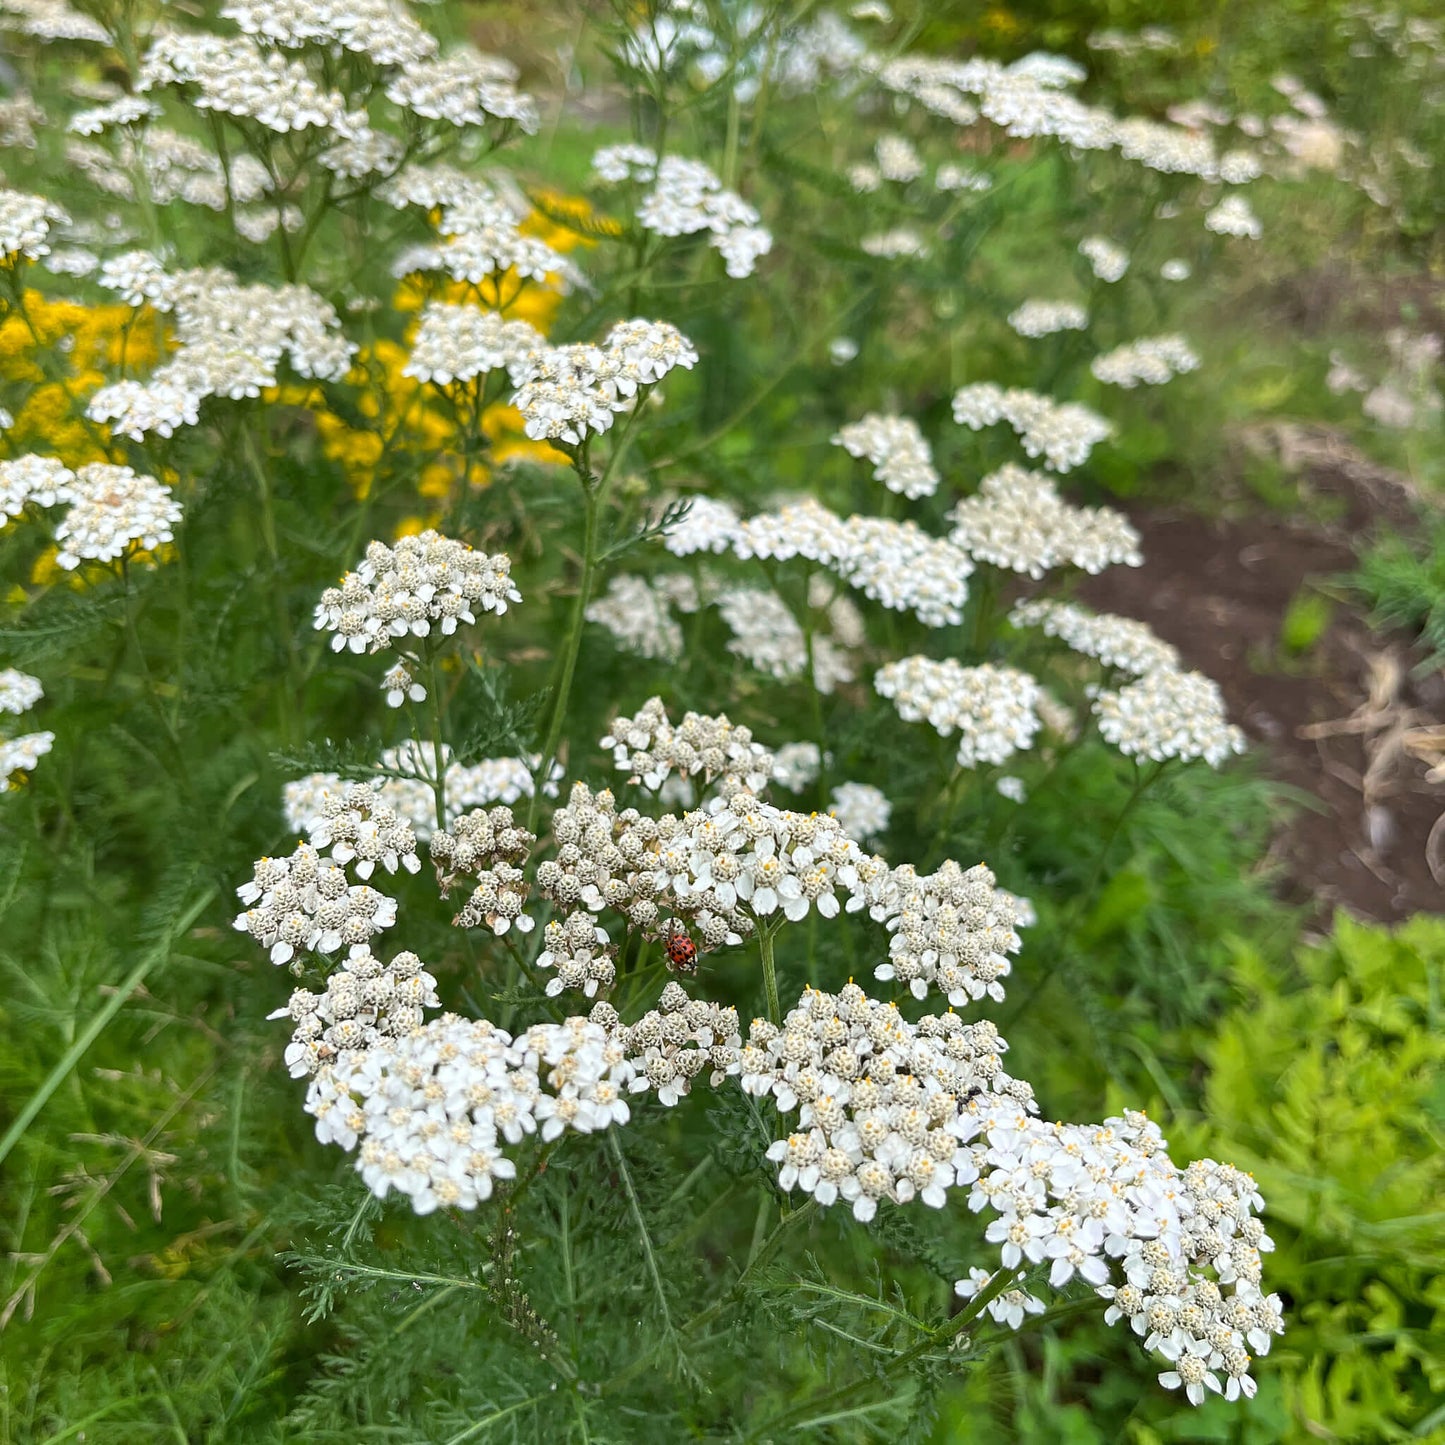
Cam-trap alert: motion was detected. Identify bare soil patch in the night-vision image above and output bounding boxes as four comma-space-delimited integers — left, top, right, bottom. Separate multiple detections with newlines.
1078, 426, 1442, 922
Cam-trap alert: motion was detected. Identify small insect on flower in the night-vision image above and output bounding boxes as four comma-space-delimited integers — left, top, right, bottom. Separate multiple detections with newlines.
663, 923, 699, 975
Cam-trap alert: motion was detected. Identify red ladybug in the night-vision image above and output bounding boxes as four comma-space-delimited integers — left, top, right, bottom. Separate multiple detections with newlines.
663, 926, 698, 975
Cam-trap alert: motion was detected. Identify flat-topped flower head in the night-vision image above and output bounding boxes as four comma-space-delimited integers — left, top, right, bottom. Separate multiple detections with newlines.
303, 1006, 637, 1212
1010, 599, 1178, 675
661, 495, 741, 557
139, 30, 369, 138
832, 413, 939, 499
828, 782, 891, 846
53, 465, 181, 570
512, 320, 697, 446
948, 464, 1141, 578
1, 455, 75, 526
873, 859, 1022, 1004
1078, 235, 1129, 281
623, 981, 741, 1106
0, 187, 68, 260
601, 696, 775, 796
1008, 298, 1088, 338
833, 516, 973, 627
875, 658, 1044, 768
0, 731, 53, 791
90, 260, 355, 437
1093, 667, 1246, 766
748, 981, 1034, 1219
771, 742, 822, 794
313, 531, 520, 673
404, 304, 545, 387
586, 574, 693, 662
1091, 336, 1200, 389
715, 587, 854, 693
384, 48, 539, 132
233, 842, 398, 967
618, 152, 773, 278
267, 946, 441, 1079
1205, 194, 1262, 239
219, 0, 439, 67
952, 384, 1113, 472
0, 669, 43, 716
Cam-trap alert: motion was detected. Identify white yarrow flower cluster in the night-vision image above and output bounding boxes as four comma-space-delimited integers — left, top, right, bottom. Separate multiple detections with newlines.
313, 532, 520, 682
512, 319, 698, 446
1010, 599, 1179, 675
832, 413, 940, 499
948, 464, 1141, 578
138, 30, 368, 138
834, 516, 974, 627
0, 665, 50, 793
1078, 236, 1130, 282
306, 780, 424, 881
0, 186, 68, 260
935, 162, 992, 192
958, 1107, 1283, 1406
267, 948, 441, 1079
771, 742, 823, 793
52, 464, 182, 570
1204, 194, 1262, 239
219, 0, 439, 67
0, 454, 74, 525
874, 860, 1022, 1004
601, 696, 775, 796
234, 843, 399, 967
952, 383, 1113, 472
1091, 335, 1201, 388
385, 169, 572, 289
1093, 668, 1246, 766
67, 95, 158, 134
403, 304, 544, 387
90, 259, 355, 438
1007, 298, 1089, 338
621, 981, 742, 1107
715, 587, 854, 693
661, 495, 741, 557
384, 47, 538, 131
875, 658, 1044, 768
875, 134, 924, 181
586, 574, 691, 661
284, 752, 555, 843
0, 669, 43, 716
827, 782, 891, 846
593, 147, 773, 279
0, 729, 54, 792
306, 1007, 633, 1213
744, 982, 1034, 1221
860, 227, 928, 259
432, 805, 538, 938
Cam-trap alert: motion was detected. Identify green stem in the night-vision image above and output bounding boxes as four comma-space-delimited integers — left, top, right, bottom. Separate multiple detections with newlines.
528, 404, 648, 827
239, 422, 300, 744
1001, 760, 1165, 1030
529, 476, 600, 827
750, 1265, 1027, 1439
758, 925, 782, 1027
428, 651, 448, 833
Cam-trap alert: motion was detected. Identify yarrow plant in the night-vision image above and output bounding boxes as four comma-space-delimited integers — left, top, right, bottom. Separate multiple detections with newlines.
0, 0, 1304, 1432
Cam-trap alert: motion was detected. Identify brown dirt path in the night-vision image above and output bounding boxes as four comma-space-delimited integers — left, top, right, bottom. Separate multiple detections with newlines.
1078, 425, 1443, 921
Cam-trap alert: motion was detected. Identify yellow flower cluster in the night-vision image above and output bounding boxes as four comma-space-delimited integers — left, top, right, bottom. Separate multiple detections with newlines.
292, 196, 595, 524
0, 290, 159, 467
